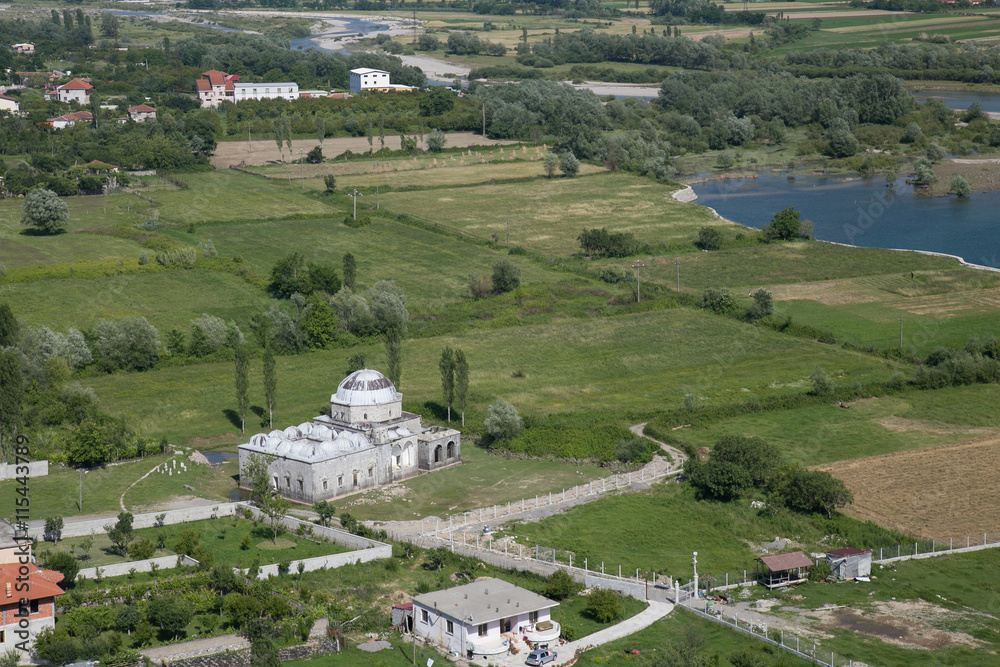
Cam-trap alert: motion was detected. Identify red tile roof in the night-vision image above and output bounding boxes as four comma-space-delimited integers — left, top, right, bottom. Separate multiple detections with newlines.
393, 602, 413, 610
52, 111, 93, 122
58, 78, 92, 91
827, 547, 870, 557
0, 565, 65, 602
196, 79, 210, 92
203, 70, 227, 86
0, 94, 17, 102
86, 160, 118, 169
757, 551, 813, 572
129, 104, 156, 113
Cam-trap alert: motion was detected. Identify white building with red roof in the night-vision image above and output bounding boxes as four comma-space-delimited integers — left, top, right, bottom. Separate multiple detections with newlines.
0, 520, 66, 656
128, 104, 157, 122
56, 78, 92, 105
196, 69, 236, 107
49, 110, 93, 129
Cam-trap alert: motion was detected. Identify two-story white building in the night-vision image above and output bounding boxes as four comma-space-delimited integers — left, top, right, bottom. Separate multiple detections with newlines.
196, 69, 235, 107
128, 104, 157, 122
0, 95, 19, 113
349, 68, 390, 94
233, 81, 299, 103
56, 78, 92, 105
412, 578, 560, 658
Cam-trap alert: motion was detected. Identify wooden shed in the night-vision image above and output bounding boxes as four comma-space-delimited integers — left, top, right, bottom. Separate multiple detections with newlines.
825, 547, 872, 580
391, 602, 413, 632
755, 551, 813, 588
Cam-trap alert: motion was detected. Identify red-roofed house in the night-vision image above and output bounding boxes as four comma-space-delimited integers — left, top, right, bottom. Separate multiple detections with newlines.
0, 564, 66, 656
197, 69, 235, 107
0, 95, 18, 113
128, 104, 157, 122
49, 110, 93, 129
56, 78, 92, 105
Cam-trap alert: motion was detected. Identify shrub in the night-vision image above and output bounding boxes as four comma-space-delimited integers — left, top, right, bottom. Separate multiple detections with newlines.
586, 589, 624, 623
699, 288, 739, 316
544, 570, 580, 600
427, 129, 447, 152
697, 227, 723, 250
809, 366, 834, 396
491, 258, 521, 294
94, 317, 160, 372
599, 266, 631, 284
128, 538, 156, 560
559, 151, 580, 177
343, 214, 371, 228
761, 206, 802, 241
484, 399, 523, 440
950, 175, 971, 197
578, 228, 640, 258
809, 561, 832, 582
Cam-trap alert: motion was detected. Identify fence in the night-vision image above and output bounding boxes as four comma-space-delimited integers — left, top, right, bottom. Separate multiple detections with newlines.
0, 460, 48, 480
78, 554, 199, 580
681, 604, 859, 667
871, 532, 1000, 563
28, 502, 241, 540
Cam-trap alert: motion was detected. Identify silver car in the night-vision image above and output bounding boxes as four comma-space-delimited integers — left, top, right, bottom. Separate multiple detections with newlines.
525, 649, 557, 666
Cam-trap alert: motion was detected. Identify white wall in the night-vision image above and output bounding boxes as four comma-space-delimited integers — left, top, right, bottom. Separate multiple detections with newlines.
77, 554, 199, 579
0, 461, 47, 480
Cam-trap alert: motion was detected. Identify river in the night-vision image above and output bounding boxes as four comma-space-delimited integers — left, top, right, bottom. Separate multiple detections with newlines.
690, 173, 1000, 270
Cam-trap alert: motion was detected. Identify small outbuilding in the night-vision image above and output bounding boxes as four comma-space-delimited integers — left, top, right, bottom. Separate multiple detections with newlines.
391, 601, 413, 632
825, 547, 872, 580
755, 551, 813, 588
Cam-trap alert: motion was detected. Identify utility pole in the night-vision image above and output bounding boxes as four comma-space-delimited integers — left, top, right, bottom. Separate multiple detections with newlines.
350, 189, 362, 219
693, 551, 699, 600
633, 260, 645, 303
675, 257, 680, 292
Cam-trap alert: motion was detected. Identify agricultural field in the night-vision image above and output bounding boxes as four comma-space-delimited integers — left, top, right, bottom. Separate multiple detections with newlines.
377, 171, 724, 256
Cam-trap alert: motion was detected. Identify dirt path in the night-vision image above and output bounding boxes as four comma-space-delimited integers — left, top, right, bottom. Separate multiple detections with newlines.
630, 422, 688, 471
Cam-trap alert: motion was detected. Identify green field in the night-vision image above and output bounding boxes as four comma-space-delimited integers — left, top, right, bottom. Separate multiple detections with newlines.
83, 307, 903, 444
672, 385, 1000, 467
377, 171, 724, 256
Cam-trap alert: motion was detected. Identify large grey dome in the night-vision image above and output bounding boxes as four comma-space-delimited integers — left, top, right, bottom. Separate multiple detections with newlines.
333, 369, 398, 407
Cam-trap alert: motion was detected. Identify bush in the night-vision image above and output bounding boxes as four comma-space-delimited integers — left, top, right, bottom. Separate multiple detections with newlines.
491, 258, 521, 294
697, 227, 723, 250
599, 265, 631, 284
128, 538, 156, 560
809, 366, 834, 396
484, 399, 523, 440
94, 317, 160, 372
586, 589, 624, 623
306, 146, 323, 163
578, 228, 640, 258
559, 151, 580, 177
950, 175, 971, 197
544, 570, 580, 600
809, 561, 832, 582
699, 288, 739, 316
427, 129, 447, 152
343, 214, 371, 228
761, 206, 802, 241
42, 551, 78, 586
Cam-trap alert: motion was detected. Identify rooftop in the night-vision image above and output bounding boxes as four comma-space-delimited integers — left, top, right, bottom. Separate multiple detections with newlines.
58, 78, 92, 90
0, 565, 65, 602
412, 578, 557, 625
351, 68, 388, 75
333, 369, 399, 407
129, 104, 156, 113
757, 551, 813, 572
827, 547, 871, 557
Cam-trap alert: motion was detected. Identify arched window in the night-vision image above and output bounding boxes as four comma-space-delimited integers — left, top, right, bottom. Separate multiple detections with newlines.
447, 441, 455, 459
434, 445, 442, 463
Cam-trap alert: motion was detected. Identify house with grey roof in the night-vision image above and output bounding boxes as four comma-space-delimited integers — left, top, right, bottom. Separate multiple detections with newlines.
239, 369, 460, 503
412, 578, 560, 658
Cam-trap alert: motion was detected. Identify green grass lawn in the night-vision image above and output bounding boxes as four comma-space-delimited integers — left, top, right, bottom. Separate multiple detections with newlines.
281, 637, 456, 667
377, 171, 724, 257
83, 308, 902, 446
0, 454, 237, 521
0, 268, 272, 332
507, 482, 906, 579
672, 385, 1000, 467
41, 516, 349, 571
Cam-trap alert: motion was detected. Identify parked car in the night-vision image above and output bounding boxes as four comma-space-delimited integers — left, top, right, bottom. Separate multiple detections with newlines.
525, 649, 557, 666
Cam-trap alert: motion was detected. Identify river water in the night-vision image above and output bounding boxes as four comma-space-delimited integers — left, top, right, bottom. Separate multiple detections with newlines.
691, 173, 1000, 269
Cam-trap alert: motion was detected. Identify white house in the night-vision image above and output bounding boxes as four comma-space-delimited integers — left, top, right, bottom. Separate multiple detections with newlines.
0, 520, 65, 661
49, 110, 92, 129
0, 95, 19, 113
56, 78, 92, 105
196, 69, 235, 108
11, 43, 34, 55
350, 68, 390, 94
128, 104, 157, 122
232, 81, 299, 103
412, 578, 560, 658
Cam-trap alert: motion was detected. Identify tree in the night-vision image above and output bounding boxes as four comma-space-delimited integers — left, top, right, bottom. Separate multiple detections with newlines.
105, 511, 135, 557
0, 350, 24, 448
368, 280, 409, 335
697, 227, 723, 250
269, 252, 308, 298
323, 174, 336, 193
491, 258, 521, 294
260, 489, 291, 543
484, 399, 523, 440
926, 143, 946, 163
94, 317, 160, 372
306, 146, 323, 163
21, 189, 68, 234
243, 452, 276, 503
826, 120, 858, 158
43, 516, 64, 544
148, 597, 192, 640
42, 551, 78, 586
761, 206, 802, 241
559, 151, 580, 177
235, 344, 249, 434
129, 537, 156, 560
699, 288, 739, 316
454, 349, 469, 427
345, 353, 367, 376
342, 253, 356, 290
543, 152, 559, 178
781, 468, 853, 518
746, 288, 774, 321
914, 158, 936, 188
715, 152, 735, 169
250, 638, 280, 667
385, 329, 402, 389
313, 500, 335, 526
950, 175, 972, 197
440, 347, 455, 422
586, 589, 624, 623
809, 366, 834, 396
0, 303, 17, 348
262, 346, 276, 429
426, 129, 447, 152
115, 606, 141, 634
273, 118, 287, 162
315, 116, 325, 146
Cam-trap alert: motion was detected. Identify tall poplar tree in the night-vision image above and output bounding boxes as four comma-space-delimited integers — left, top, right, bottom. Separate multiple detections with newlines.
454, 349, 469, 427
235, 344, 249, 434
439, 347, 455, 422
262, 346, 276, 429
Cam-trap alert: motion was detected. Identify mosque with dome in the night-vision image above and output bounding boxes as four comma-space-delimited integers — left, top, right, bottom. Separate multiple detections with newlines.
238, 369, 461, 503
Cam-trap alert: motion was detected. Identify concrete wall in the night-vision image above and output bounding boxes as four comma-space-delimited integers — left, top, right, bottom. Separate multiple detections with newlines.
0, 460, 48, 480
78, 554, 199, 580
28, 503, 239, 540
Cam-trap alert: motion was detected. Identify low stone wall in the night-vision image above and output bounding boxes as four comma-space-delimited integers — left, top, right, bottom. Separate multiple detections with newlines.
78, 554, 199, 580
142, 635, 337, 667
29, 503, 240, 540
0, 460, 48, 480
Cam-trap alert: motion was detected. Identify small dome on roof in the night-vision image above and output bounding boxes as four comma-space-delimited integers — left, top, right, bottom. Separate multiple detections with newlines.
275, 439, 292, 455
312, 424, 332, 440
283, 426, 302, 440
333, 369, 398, 407
319, 440, 338, 457
298, 422, 313, 436
249, 434, 267, 448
